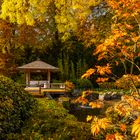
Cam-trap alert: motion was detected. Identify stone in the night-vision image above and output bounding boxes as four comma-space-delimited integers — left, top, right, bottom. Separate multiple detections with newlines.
99, 94, 105, 101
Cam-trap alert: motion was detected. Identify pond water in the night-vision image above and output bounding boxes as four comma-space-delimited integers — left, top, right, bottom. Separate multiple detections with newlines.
69, 106, 101, 122
64, 99, 120, 122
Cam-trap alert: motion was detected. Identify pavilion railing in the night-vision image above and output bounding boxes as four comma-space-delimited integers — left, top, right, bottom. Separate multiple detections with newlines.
49, 83, 65, 89
27, 81, 65, 89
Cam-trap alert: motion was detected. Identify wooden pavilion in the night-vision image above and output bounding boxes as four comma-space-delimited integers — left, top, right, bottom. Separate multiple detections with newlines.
18, 59, 66, 96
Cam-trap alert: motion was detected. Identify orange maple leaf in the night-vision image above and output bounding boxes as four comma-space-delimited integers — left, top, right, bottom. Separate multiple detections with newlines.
81, 68, 96, 79
96, 64, 112, 75
96, 77, 109, 83
120, 124, 127, 132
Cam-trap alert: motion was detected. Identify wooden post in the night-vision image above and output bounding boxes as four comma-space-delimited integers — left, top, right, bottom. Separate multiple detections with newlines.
25, 71, 30, 87
25, 72, 28, 87
28, 71, 30, 86
39, 85, 41, 94
48, 70, 51, 88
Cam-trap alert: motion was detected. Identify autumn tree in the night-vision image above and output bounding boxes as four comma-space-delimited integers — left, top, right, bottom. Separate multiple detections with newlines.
94, 0, 140, 74
0, 0, 61, 75
75, 1, 112, 47
0, 0, 102, 78
80, 1, 140, 139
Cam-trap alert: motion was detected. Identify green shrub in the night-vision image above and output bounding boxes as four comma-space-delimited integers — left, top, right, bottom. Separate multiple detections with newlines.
98, 82, 117, 89
58, 96, 71, 109
0, 75, 36, 139
74, 79, 93, 90
115, 74, 140, 89
6, 98, 92, 140
65, 81, 75, 92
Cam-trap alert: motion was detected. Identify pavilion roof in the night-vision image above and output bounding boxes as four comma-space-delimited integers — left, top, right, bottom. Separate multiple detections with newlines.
18, 59, 59, 71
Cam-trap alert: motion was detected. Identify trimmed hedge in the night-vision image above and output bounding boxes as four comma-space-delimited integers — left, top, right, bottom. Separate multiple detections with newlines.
0, 75, 36, 139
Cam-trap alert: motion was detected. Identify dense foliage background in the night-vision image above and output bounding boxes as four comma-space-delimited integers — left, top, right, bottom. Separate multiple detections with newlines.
0, 0, 139, 84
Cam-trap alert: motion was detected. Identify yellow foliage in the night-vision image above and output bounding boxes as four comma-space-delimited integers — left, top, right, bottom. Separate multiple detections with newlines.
119, 124, 127, 132
115, 75, 140, 89
81, 68, 96, 79
91, 116, 111, 136
121, 95, 140, 110
106, 133, 124, 140
86, 115, 93, 122
132, 116, 140, 140
91, 123, 100, 136
106, 134, 115, 140
65, 81, 75, 92
89, 101, 104, 108
114, 133, 124, 140
114, 102, 132, 117
96, 77, 109, 83
82, 90, 93, 98
94, 44, 107, 56
75, 96, 88, 105
1, 0, 51, 25
96, 64, 112, 75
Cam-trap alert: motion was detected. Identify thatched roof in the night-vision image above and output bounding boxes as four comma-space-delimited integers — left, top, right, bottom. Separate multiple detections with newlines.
18, 59, 59, 71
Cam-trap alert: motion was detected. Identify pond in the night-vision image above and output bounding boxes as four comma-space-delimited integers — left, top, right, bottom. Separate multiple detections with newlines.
69, 105, 102, 122
63, 99, 120, 122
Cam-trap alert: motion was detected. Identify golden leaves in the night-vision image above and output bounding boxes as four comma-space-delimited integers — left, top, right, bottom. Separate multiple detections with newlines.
106, 134, 116, 140
96, 78, 109, 83
132, 36, 140, 42
75, 96, 88, 105
82, 64, 111, 80
90, 94, 140, 139
114, 102, 131, 116
132, 116, 140, 140
82, 90, 93, 98
1, 0, 51, 25
89, 101, 104, 108
96, 64, 112, 75
95, 0, 139, 66
94, 44, 107, 56
119, 124, 127, 132
86, 115, 93, 122
65, 81, 75, 92
75, 90, 104, 109
81, 68, 95, 79
91, 117, 111, 136
114, 95, 140, 117
75, 90, 94, 105
106, 133, 124, 140
125, 23, 133, 30
122, 95, 140, 110
114, 133, 124, 140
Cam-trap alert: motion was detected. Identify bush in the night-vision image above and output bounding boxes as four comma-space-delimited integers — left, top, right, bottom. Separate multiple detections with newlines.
98, 82, 117, 89
7, 98, 92, 140
74, 79, 93, 90
115, 74, 140, 89
65, 81, 75, 92
58, 96, 71, 109
88, 95, 140, 140
0, 75, 36, 139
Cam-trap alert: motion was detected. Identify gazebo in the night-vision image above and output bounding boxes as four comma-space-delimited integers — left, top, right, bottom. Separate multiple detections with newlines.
18, 59, 59, 87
